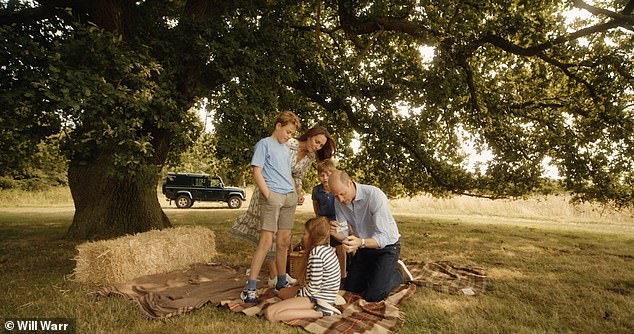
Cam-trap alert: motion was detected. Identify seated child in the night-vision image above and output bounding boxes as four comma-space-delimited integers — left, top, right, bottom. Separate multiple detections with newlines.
312, 159, 348, 276
265, 217, 341, 322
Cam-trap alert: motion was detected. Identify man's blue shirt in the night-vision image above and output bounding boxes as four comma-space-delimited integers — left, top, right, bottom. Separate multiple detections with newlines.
334, 183, 400, 248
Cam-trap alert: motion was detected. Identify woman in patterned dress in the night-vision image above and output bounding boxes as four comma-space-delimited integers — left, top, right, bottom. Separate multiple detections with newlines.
230, 125, 335, 286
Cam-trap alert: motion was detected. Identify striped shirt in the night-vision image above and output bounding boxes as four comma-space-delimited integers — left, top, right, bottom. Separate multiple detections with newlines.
298, 245, 341, 304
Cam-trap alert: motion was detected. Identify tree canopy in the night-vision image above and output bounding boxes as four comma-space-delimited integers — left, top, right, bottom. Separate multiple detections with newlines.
1, 0, 632, 237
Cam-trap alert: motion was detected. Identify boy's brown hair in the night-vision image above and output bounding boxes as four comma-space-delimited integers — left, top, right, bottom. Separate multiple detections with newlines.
274, 111, 301, 131
317, 159, 336, 174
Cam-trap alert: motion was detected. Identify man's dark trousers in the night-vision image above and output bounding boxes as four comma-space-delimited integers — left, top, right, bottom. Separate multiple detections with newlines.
343, 242, 403, 302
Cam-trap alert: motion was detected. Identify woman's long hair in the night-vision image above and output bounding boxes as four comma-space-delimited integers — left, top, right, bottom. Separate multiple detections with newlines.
298, 216, 331, 279
297, 126, 335, 161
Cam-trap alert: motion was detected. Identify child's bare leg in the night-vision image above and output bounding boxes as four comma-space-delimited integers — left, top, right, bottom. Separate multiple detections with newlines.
248, 231, 274, 281
268, 236, 278, 279
275, 229, 291, 280
265, 297, 322, 322
267, 259, 277, 279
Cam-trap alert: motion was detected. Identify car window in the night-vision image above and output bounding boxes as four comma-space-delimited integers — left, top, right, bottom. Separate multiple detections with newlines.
192, 178, 206, 187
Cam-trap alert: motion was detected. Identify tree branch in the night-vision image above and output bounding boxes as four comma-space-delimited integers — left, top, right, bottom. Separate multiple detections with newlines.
287, 78, 475, 193
535, 53, 599, 102
459, 59, 484, 115
0, 1, 79, 26
573, 0, 634, 27
336, 0, 438, 41
473, 19, 622, 57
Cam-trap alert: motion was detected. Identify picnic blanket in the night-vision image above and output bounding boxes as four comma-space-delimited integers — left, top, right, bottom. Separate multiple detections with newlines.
221, 285, 416, 334
220, 261, 487, 333
408, 260, 488, 295
91, 261, 488, 332
91, 263, 248, 319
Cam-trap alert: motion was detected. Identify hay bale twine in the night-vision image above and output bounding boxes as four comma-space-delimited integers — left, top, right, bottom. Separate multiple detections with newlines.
73, 226, 216, 284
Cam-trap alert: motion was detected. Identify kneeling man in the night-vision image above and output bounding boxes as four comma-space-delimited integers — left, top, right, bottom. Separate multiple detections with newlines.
329, 170, 410, 302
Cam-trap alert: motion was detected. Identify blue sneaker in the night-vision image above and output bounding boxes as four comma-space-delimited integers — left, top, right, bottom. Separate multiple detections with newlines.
240, 289, 257, 303
274, 280, 292, 293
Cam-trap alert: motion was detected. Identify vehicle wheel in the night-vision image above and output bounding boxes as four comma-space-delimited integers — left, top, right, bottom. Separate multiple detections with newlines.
227, 196, 242, 209
175, 195, 193, 208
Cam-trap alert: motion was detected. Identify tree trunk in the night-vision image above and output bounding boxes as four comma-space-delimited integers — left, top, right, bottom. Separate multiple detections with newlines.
65, 156, 170, 240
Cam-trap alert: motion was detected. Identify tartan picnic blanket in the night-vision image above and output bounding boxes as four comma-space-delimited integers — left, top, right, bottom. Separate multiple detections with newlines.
408, 260, 488, 295
221, 261, 487, 333
90, 260, 488, 331
90, 263, 248, 319
221, 285, 416, 334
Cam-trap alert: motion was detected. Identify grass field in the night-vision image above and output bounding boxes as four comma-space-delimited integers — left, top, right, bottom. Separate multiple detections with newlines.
1, 187, 633, 333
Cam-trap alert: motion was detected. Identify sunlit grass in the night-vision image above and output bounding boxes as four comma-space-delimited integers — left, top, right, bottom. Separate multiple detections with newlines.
390, 194, 634, 223
0, 187, 73, 207
1, 188, 633, 333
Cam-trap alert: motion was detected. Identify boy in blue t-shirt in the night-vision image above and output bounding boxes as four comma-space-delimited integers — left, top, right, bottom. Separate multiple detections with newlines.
241, 111, 301, 303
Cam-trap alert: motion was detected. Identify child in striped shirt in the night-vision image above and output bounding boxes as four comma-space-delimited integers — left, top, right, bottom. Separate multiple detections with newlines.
265, 216, 341, 322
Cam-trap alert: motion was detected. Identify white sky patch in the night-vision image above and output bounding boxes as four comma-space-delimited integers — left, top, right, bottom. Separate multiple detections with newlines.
195, 98, 214, 132
418, 45, 435, 62
563, 2, 598, 32
604, 36, 618, 47
458, 129, 493, 175
164, 17, 178, 28
349, 131, 361, 154
541, 156, 562, 179
457, 127, 561, 178
418, 45, 435, 69
577, 37, 590, 47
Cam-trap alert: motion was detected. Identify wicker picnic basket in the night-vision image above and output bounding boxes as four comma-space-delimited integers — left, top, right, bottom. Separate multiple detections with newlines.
287, 234, 306, 285
287, 236, 349, 284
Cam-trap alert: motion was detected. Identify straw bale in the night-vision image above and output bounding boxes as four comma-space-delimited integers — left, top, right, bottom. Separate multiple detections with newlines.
73, 226, 216, 284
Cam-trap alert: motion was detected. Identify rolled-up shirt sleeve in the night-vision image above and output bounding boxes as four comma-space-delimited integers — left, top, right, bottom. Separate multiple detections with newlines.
368, 189, 399, 248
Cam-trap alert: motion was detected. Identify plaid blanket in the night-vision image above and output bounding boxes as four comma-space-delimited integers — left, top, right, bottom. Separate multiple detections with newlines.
221, 285, 416, 334
91, 263, 249, 319
91, 260, 487, 332
408, 260, 488, 295
221, 261, 487, 333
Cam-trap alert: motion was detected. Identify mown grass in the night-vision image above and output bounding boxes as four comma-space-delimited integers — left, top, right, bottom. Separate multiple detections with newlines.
1, 192, 633, 333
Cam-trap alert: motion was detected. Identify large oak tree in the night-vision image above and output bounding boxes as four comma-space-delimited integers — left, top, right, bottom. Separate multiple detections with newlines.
1, 0, 632, 239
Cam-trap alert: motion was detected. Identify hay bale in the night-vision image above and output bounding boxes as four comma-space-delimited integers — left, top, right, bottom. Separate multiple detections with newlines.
73, 226, 216, 284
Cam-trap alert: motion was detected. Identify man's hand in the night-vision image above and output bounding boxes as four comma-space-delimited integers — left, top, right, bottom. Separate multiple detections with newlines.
342, 235, 362, 253
329, 221, 346, 242
329, 220, 338, 234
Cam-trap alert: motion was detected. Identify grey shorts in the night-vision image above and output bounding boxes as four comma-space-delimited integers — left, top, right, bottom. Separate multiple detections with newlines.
259, 191, 297, 232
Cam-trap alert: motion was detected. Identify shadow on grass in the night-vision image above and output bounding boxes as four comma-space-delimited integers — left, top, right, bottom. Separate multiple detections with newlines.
1, 208, 634, 333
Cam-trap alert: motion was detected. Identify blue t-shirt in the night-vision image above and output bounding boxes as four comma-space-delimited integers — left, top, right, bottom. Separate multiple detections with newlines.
311, 184, 336, 220
251, 137, 295, 194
